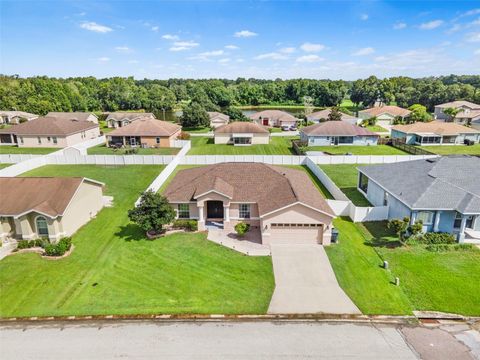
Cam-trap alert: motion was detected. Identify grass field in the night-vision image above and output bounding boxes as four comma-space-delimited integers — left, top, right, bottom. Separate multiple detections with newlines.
366, 125, 388, 133
0, 163, 11, 169
188, 136, 297, 155
319, 164, 371, 206
183, 126, 212, 133
0, 165, 274, 317
307, 145, 407, 155
87, 144, 180, 155
0, 146, 58, 154
99, 120, 114, 134
415, 144, 480, 155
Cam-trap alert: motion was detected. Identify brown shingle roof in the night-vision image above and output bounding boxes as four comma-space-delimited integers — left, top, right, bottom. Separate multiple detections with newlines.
0, 177, 103, 218
107, 118, 181, 137
359, 105, 411, 118
164, 163, 334, 217
392, 121, 480, 135
301, 121, 379, 136
214, 121, 270, 134
248, 110, 299, 122
208, 112, 230, 122
0, 116, 99, 136
106, 112, 155, 121
307, 109, 358, 122
46, 112, 97, 122
0, 111, 38, 119
436, 100, 480, 109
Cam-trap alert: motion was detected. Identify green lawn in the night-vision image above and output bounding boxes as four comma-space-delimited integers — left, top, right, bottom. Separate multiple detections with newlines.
366, 125, 388, 132
359, 221, 480, 316
183, 126, 212, 133
0, 165, 274, 317
307, 145, 407, 155
319, 165, 371, 206
0, 146, 59, 154
99, 120, 114, 134
87, 144, 180, 155
188, 136, 297, 155
326, 218, 413, 315
415, 144, 480, 155
0, 163, 11, 169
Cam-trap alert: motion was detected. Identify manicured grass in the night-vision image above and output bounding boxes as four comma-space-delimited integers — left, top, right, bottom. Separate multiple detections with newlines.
0, 163, 11, 169
415, 144, 480, 155
325, 218, 413, 315
307, 145, 407, 155
269, 127, 283, 133
87, 144, 179, 155
319, 165, 371, 206
0, 146, 58, 154
188, 136, 297, 155
0, 165, 274, 317
99, 120, 114, 134
366, 125, 388, 133
183, 126, 212, 133
359, 221, 480, 316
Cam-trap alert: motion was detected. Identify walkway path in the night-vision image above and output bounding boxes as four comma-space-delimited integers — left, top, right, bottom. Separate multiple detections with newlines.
207, 228, 271, 256
268, 244, 361, 314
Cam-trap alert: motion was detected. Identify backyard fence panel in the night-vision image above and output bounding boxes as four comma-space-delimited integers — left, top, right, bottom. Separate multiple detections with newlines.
349, 205, 389, 222
326, 200, 350, 216
304, 157, 350, 201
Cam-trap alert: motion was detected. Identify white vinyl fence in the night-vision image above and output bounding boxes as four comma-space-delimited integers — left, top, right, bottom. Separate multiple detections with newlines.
47, 154, 175, 165
181, 155, 306, 165
0, 154, 42, 163
309, 154, 437, 164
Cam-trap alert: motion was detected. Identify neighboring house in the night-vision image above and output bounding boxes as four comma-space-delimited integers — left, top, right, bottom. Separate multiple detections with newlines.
47, 112, 99, 124
434, 100, 480, 122
106, 112, 155, 128
106, 118, 181, 147
0, 116, 101, 147
163, 163, 335, 245
307, 109, 360, 125
214, 122, 270, 146
0, 111, 38, 125
391, 121, 480, 145
208, 112, 230, 128
300, 121, 379, 146
0, 177, 105, 243
249, 110, 300, 127
358, 105, 411, 124
357, 156, 480, 242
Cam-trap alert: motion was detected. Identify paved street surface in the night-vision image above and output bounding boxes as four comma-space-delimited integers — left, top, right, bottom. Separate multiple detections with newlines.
268, 245, 361, 314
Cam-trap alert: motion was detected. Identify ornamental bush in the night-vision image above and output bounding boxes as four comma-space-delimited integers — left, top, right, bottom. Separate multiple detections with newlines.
419, 232, 456, 245
172, 219, 198, 231
234, 222, 250, 237
44, 237, 72, 257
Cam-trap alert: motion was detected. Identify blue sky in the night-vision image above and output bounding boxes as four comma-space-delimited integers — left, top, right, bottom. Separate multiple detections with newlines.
1, 1, 479, 79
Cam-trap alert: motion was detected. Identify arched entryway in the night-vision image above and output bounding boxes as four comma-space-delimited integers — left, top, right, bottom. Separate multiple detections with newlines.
206, 201, 224, 220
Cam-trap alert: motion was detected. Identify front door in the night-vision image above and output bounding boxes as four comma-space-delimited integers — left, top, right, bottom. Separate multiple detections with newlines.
262, 118, 269, 126
207, 201, 224, 219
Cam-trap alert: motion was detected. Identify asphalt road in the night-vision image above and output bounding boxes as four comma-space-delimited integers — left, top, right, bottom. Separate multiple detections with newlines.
0, 320, 477, 359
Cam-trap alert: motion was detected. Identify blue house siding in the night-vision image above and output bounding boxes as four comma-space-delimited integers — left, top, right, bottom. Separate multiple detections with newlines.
303, 134, 378, 146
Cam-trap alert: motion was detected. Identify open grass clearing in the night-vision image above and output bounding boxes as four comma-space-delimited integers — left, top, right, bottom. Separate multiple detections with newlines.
0, 164, 274, 317
319, 164, 371, 206
0, 146, 58, 155
365, 125, 388, 133
0, 163, 12, 170
188, 136, 297, 155
415, 144, 480, 155
87, 144, 179, 155
307, 145, 407, 155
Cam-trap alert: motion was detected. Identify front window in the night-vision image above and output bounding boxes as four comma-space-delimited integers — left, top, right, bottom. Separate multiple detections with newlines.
420, 136, 441, 144
358, 173, 369, 193
53, 137, 57, 144
177, 204, 190, 219
156, 137, 161, 144
37, 136, 42, 144
233, 137, 252, 145
338, 136, 354, 144
36, 216, 49, 237
417, 211, 434, 225
239, 204, 251, 219
19, 137, 23, 144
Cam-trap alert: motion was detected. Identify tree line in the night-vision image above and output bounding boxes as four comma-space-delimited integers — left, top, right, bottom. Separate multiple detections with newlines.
1, 74, 479, 117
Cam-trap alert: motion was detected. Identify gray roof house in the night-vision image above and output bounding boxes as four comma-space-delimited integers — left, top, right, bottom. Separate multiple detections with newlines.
434, 100, 480, 123
106, 112, 155, 128
307, 109, 360, 125
357, 156, 480, 242
0, 111, 38, 125
300, 121, 379, 146
47, 112, 98, 124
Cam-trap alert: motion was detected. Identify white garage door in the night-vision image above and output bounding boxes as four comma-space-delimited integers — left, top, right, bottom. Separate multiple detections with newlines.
269, 223, 323, 245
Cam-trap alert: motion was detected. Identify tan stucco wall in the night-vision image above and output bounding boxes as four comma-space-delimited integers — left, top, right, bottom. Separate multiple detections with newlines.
214, 133, 269, 145
195, 192, 231, 207
140, 131, 180, 148
214, 133, 231, 144
17, 127, 100, 148
229, 203, 260, 219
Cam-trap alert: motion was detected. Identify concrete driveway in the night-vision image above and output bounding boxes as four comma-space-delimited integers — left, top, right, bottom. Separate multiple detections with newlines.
268, 244, 361, 314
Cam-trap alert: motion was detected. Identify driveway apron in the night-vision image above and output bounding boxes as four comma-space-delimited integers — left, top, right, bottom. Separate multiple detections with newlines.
268, 244, 361, 314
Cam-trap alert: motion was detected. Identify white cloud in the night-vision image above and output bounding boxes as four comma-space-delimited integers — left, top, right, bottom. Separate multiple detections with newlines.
151, 26, 159, 32
352, 47, 375, 56
458, 8, 480, 19
446, 24, 462, 34
169, 41, 199, 51
279, 47, 296, 54
393, 22, 407, 30
218, 58, 231, 63
254, 52, 288, 60
300, 42, 325, 52
97, 57, 110, 62
419, 20, 444, 30
466, 32, 480, 42
162, 34, 179, 40
199, 50, 224, 57
80, 22, 112, 33
115, 46, 132, 53
360, 14, 369, 21
234, 30, 258, 38
296, 55, 323, 63
76, 12, 86, 16
225, 45, 239, 49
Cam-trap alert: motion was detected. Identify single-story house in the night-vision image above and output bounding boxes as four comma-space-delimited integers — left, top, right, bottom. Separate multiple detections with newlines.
0, 177, 105, 243
208, 112, 230, 128
358, 105, 411, 124
357, 156, 480, 242
0, 111, 38, 125
391, 121, 480, 145
214, 122, 270, 146
106, 112, 155, 128
163, 163, 335, 245
307, 109, 360, 125
249, 110, 300, 127
47, 112, 99, 124
106, 118, 181, 147
0, 116, 101, 147
434, 100, 480, 122
300, 121, 379, 146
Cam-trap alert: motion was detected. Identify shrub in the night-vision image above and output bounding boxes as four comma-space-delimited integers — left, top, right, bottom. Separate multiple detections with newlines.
172, 219, 198, 231
44, 237, 72, 257
419, 232, 456, 245
425, 243, 475, 252
177, 131, 191, 140
234, 222, 250, 237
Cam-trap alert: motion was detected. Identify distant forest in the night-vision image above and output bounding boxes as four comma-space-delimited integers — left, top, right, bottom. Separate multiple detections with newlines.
1, 74, 479, 116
